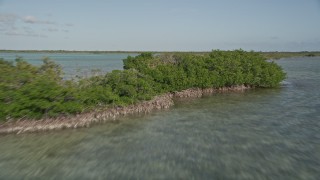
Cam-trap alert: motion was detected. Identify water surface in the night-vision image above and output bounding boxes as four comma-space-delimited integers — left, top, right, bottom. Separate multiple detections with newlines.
0, 52, 138, 78
0, 57, 319, 179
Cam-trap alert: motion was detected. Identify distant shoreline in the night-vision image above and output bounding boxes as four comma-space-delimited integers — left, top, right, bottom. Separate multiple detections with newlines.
0, 49, 209, 54
1, 49, 320, 59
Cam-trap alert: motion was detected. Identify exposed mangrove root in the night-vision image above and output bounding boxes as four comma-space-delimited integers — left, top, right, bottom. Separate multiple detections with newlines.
0, 93, 174, 134
0, 85, 250, 134
173, 85, 251, 98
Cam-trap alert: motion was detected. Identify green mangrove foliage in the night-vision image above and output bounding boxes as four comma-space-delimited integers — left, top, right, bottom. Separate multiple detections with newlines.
124, 50, 286, 91
0, 50, 286, 121
0, 58, 80, 119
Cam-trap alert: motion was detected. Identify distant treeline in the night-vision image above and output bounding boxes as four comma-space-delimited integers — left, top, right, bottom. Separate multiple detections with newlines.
0, 49, 141, 54
260, 51, 320, 59
1, 49, 320, 58
0, 50, 286, 121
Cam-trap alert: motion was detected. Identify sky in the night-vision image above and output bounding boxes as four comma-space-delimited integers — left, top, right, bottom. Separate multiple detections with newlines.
0, 0, 320, 51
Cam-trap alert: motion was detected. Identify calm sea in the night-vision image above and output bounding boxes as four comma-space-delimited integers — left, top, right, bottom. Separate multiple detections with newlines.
0, 54, 319, 179
0, 52, 138, 78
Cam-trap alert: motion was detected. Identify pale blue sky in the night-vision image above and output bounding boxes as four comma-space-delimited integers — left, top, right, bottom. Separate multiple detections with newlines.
0, 0, 320, 51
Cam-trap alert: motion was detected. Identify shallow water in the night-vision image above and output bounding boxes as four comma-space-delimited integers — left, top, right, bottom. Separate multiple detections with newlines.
0, 52, 138, 78
0, 57, 319, 179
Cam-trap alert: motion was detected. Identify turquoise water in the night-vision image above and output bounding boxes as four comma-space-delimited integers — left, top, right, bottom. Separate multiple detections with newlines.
0, 52, 138, 78
0, 56, 319, 179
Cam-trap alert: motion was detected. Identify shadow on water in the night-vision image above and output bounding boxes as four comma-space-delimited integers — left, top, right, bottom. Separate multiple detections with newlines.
0, 57, 320, 179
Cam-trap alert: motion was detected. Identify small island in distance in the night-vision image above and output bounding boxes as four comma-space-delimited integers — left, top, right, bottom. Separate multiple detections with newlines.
0, 49, 293, 134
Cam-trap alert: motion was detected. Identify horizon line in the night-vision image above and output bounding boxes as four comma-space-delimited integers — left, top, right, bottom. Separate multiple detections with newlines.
1, 49, 320, 53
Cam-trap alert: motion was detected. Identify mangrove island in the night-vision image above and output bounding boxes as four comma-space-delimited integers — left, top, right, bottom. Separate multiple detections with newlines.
0, 50, 286, 134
